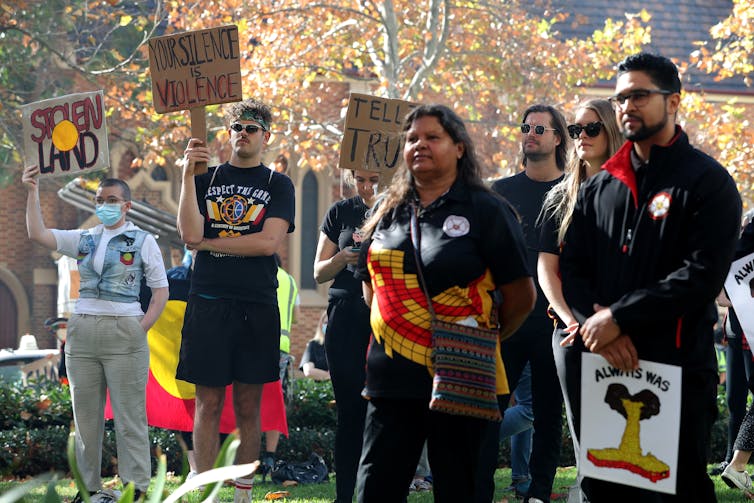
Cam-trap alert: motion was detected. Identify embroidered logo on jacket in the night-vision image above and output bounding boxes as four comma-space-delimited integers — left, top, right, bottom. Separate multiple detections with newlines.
648, 192, 672, 220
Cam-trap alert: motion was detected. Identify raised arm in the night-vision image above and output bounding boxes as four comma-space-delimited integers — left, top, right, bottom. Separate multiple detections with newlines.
177, 138, 210, 246
23, 165, 57, 250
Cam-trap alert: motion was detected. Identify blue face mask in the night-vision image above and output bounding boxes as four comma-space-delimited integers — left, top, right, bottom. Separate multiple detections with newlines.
95, 203, 123, 226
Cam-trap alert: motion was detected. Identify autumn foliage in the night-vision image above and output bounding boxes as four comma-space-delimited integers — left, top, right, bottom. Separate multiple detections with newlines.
1, 0, 753, 204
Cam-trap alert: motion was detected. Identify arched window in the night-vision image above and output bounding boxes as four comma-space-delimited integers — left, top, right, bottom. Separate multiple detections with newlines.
300, 170, 319, 289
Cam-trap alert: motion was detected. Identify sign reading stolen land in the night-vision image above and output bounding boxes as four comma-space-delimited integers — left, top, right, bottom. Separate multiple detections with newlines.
21, 91, 109, 178
148, 25, 242, 113
338, 93, 417, 172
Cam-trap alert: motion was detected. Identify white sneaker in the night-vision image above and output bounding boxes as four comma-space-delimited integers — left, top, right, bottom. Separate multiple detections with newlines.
527, 499, 545, 503
722, 464, 754, 494
234, 487, 251, 503
90, 490, 121, 503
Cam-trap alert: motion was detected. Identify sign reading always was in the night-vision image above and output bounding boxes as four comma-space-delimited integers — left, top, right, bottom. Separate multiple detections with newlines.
21, 91, 109, 178
580, 353, 681, 494
338, 93, 417, 172
148, 25, 242, 113
724, 251, 754, 346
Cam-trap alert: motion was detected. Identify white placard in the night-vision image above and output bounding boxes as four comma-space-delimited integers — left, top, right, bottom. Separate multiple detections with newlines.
580, 353, 681, 494
724, 252, 754, 345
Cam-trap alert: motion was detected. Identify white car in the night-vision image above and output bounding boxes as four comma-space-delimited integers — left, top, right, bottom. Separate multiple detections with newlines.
0, 348, 60, 384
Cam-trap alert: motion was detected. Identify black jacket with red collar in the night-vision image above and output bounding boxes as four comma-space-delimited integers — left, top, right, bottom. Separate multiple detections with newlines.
561, 126, 741, 370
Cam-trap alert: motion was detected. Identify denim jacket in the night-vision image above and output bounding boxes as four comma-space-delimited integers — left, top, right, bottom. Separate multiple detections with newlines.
78, 228, 148, 303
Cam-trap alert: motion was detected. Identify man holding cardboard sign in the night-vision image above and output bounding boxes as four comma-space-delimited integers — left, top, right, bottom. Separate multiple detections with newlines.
176, 99, 295, 503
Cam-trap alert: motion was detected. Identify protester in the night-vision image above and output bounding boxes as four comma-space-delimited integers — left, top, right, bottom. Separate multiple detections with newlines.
537, 98, 622, 501
176, 98, 295, 503
313, 167, 379, 502
23, 166, 168, 502
479, 103, 569, 503
354, 104, 535, 501
560, 52, 741, 501
719, 219, 754, 495
299, 310, 330, 381
711, 211, 754, 477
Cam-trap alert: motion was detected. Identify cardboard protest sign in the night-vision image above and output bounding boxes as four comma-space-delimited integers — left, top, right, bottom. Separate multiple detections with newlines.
580, 353, 681, 494
338, 93, 417, 173
724, 252, 754, 345
21, 91, 109, 178
147, 25, 242, 114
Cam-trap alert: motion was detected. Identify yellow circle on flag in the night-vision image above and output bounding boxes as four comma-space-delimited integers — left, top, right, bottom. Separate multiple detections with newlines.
51, 120, 79, 151
148, 300, 196, 398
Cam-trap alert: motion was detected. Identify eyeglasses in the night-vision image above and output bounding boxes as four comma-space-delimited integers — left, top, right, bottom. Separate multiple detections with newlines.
94, 197, 126, 206
230, 123, 263, 134
520, 124, 556, 135
567, 122, 603, 139
608, 89, 673, 109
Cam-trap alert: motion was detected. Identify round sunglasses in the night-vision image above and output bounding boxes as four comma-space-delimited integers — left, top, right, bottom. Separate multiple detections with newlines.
567, 122, 603, 139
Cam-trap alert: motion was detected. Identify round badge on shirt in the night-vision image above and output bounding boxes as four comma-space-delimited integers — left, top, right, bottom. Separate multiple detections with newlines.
648, 191, 672, 220
443, 215, 470, 237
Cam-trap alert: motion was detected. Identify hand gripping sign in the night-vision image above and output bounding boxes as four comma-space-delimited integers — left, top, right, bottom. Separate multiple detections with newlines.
21, 90, 109, 178
147, 25, 242, 174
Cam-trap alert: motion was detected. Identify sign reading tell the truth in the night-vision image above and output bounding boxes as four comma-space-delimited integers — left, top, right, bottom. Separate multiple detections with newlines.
21, 91, 109, 178
148, 25, 242, 113
338, 93, 417, 172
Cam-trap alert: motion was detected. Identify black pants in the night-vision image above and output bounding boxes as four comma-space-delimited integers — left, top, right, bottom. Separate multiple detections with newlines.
357, 397, 487, 502
726, 335, 752, 458
475, 318, 563, 503
563, 342, 719, 502
325, 297, 371, 503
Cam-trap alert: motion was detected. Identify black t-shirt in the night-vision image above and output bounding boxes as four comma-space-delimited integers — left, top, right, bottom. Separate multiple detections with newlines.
355, 179, 530, 399
538, 210, 561, 255
492, 171, 563, 320
299, 340, 329, 372
321, 196, 370, 299
190, 163, 295, 304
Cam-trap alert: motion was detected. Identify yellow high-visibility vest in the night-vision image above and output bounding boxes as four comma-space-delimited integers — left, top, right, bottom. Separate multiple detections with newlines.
277, 266, 298, 353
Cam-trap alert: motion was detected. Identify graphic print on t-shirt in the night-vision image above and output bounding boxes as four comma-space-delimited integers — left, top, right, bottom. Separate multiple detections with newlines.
205, 184, 270, 238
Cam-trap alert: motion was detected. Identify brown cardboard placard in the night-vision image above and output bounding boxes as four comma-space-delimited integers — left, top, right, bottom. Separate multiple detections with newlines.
148, 25, 242, 175
21, 90, 110, 178
338, 93, 417, 173
147, 25, 242, 114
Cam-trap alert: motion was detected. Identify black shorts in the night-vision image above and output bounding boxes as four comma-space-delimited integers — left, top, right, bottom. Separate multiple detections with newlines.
176, 295, 280, 386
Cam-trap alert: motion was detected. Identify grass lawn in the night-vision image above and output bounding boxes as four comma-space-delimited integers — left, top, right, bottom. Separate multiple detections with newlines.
1, 466, 751, 502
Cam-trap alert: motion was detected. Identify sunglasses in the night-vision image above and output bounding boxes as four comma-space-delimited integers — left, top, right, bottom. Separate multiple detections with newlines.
520, 123, 556, 135
230, 123, 263, 134
567, 122, 603, 139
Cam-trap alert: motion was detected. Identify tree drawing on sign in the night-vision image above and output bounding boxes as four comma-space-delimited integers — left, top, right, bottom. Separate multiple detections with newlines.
587, 383, 670, 482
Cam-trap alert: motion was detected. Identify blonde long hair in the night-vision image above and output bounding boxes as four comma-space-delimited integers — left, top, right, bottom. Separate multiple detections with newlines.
541, 99, 623, 243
